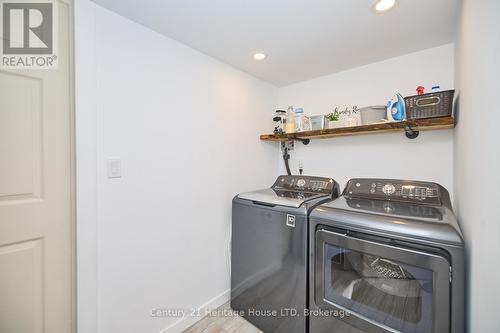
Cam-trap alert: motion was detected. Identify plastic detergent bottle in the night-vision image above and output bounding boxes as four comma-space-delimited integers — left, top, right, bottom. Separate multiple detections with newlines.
285, 106, 295, 133
294, 107, 305, 132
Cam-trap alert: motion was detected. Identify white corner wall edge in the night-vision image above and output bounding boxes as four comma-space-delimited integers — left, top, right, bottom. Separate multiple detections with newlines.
74, 0, 99, 332
158, 289, 230, 333
454, 0, 500, 332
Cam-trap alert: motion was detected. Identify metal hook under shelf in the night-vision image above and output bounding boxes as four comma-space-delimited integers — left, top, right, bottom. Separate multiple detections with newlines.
404, 124, 419, 139
295, 138, 310, 145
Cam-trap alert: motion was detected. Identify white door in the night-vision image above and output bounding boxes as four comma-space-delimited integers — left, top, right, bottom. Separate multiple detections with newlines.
0, 1, 74, 333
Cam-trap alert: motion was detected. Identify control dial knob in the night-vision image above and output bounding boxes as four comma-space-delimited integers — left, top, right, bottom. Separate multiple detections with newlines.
382, 183, 396, 195
297, 179, 306, 187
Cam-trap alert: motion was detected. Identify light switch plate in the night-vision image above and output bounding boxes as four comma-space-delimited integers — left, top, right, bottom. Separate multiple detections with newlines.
107, 158, 122, 178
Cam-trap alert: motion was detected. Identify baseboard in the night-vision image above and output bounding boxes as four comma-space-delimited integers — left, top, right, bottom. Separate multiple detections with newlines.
158, 289, 230, 333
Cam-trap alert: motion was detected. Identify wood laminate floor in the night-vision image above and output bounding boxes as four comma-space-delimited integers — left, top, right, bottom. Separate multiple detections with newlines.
183, 303, 262, 333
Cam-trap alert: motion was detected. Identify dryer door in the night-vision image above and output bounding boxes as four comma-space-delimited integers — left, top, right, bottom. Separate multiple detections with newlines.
314, 228, 450, 333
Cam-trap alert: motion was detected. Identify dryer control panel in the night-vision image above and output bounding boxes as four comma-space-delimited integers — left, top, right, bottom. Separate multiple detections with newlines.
344, 178, 441, 205
272, 175, 336, 194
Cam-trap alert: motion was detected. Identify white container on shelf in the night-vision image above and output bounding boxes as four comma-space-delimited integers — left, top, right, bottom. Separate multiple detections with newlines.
310, 115, 325, 130
360, 106, 387, 125
294, 107, 305, 132
343, 117, 360, 127
327, 120, 343, 129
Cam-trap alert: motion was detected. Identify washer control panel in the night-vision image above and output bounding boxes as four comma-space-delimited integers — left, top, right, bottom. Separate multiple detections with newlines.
272, 175, 336, 194
344, 178, 441, 205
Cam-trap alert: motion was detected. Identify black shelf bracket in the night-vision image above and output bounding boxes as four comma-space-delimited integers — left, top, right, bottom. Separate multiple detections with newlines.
295, 138, 310, 145
404, 124, 419, 139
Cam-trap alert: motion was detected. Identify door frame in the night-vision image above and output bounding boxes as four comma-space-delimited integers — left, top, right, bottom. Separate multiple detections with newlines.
73, 0, 99, 332
68, 0, 76, 331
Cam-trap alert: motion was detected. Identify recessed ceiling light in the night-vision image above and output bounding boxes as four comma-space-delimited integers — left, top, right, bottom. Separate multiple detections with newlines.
373, 0, 397, 13
253, 53, 266, 60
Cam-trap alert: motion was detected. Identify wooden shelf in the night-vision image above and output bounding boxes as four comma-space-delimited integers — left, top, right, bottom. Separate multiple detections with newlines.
260, 116, 455, 142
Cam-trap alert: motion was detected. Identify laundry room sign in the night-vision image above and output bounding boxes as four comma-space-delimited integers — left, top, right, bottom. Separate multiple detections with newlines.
1, 0, 58, 69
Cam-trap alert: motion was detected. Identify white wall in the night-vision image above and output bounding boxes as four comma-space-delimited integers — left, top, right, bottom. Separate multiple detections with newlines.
454, 1, 500, 332
75, 1, 278, 332
277, 44, 455, 193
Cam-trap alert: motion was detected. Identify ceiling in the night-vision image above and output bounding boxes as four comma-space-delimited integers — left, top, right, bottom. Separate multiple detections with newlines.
93, 0, 460, 86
